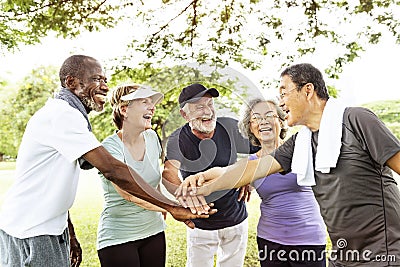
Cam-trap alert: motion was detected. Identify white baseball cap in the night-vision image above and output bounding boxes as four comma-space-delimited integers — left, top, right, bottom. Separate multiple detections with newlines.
121, 85, 164, 105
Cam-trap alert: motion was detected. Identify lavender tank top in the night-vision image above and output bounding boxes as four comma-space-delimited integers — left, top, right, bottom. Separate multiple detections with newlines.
250, 154, 326, 245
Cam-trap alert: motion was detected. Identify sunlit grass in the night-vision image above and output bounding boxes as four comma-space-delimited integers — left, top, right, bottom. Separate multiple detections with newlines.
0, 165, 355, 266
4, 165, 382, 266
0, 167, 261, 267
0, 161, 15, 171
4, 165, 399, 266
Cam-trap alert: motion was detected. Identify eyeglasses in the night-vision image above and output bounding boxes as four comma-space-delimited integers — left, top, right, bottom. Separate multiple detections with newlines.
279, 83, 307, 99
250, 113, 279, 123
279, 88, 297, 99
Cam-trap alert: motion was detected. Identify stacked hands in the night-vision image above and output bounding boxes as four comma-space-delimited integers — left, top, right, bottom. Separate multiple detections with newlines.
172, 176, 214, 227
173, 171, 252, 216
174, 172, 211, 214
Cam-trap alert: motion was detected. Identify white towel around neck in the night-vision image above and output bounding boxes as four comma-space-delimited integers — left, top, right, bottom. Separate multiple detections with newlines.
291, 98, 347, 186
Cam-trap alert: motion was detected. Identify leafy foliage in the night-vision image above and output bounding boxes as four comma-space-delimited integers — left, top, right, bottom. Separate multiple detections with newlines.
363, 99, 400, 139
91, 63, 263, 150
1, 0, 399, 81
0, 0, 124, 51
0, 65, 58, 157
128, 0, 400, 79
1, 61, 398, 161
2, 62, 398, 160
0, 63, 262, 158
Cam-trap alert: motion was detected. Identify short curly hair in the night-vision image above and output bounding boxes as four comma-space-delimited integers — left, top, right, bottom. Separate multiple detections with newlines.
59, 55, 97, 88
238, 98, 288, 147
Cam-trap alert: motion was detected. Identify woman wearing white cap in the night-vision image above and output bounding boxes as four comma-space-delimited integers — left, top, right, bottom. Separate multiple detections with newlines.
96, 84, 167, 267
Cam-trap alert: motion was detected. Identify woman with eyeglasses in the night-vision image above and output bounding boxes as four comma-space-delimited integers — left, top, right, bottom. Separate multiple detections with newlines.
238, 98, 326, 267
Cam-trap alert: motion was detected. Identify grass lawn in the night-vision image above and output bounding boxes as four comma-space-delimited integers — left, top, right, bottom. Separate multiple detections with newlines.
0, 166, 261, 267
70, 169, 262, 267
4, 161, 375, 266
0, 161, 16, 171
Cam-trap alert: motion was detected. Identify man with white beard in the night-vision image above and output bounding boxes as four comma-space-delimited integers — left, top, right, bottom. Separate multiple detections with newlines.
162, 83, 259, 267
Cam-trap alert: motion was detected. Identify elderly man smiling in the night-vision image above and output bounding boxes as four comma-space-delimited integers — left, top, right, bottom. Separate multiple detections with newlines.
163, 83, 259, 267
178, 64, 400, 267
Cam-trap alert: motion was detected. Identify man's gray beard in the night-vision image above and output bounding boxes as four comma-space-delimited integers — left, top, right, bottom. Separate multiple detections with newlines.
81, 96, 103, 112
189, 119, 216, 134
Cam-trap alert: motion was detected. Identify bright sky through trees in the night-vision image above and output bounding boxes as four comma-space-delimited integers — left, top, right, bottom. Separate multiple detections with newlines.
1, 23, 399, 106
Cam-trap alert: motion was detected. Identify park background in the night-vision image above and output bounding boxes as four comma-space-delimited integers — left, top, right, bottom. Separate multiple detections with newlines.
1, 1, 400, 266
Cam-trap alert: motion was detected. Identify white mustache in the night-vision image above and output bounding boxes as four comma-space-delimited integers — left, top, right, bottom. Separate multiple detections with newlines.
189, 116, 215, 122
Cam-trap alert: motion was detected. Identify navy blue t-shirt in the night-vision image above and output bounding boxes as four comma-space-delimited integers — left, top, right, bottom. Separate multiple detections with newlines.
165, 117, 259, 230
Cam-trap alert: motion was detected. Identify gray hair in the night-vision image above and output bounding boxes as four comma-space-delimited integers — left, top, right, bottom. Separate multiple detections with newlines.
181, 103, 190, 115
59, 55, 98, 88
280, 63, 329, 100
180, 98, 214, 115
238, 98, 288, 146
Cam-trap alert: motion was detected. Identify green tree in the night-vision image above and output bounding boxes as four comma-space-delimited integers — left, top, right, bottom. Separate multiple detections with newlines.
0, 63, 258, 158
363, 99, 400, 139
0, 78, 12, 104
2, 0, 399, 80
122, 0, 400, 79
0, 0, 122, 51
91, 63, 261, 152
0, 65, 58, 157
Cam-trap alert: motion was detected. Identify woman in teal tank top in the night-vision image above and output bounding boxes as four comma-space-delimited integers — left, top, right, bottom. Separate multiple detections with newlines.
97, 83, 167, 267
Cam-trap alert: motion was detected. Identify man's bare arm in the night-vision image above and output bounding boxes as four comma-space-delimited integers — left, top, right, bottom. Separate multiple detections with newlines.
386, 151, 400, 175
82, 146, 214, 227
112, 182, 167, 213
68, 212, 82, 267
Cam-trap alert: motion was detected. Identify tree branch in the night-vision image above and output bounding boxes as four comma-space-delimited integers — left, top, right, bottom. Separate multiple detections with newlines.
147, 0, 198, 48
